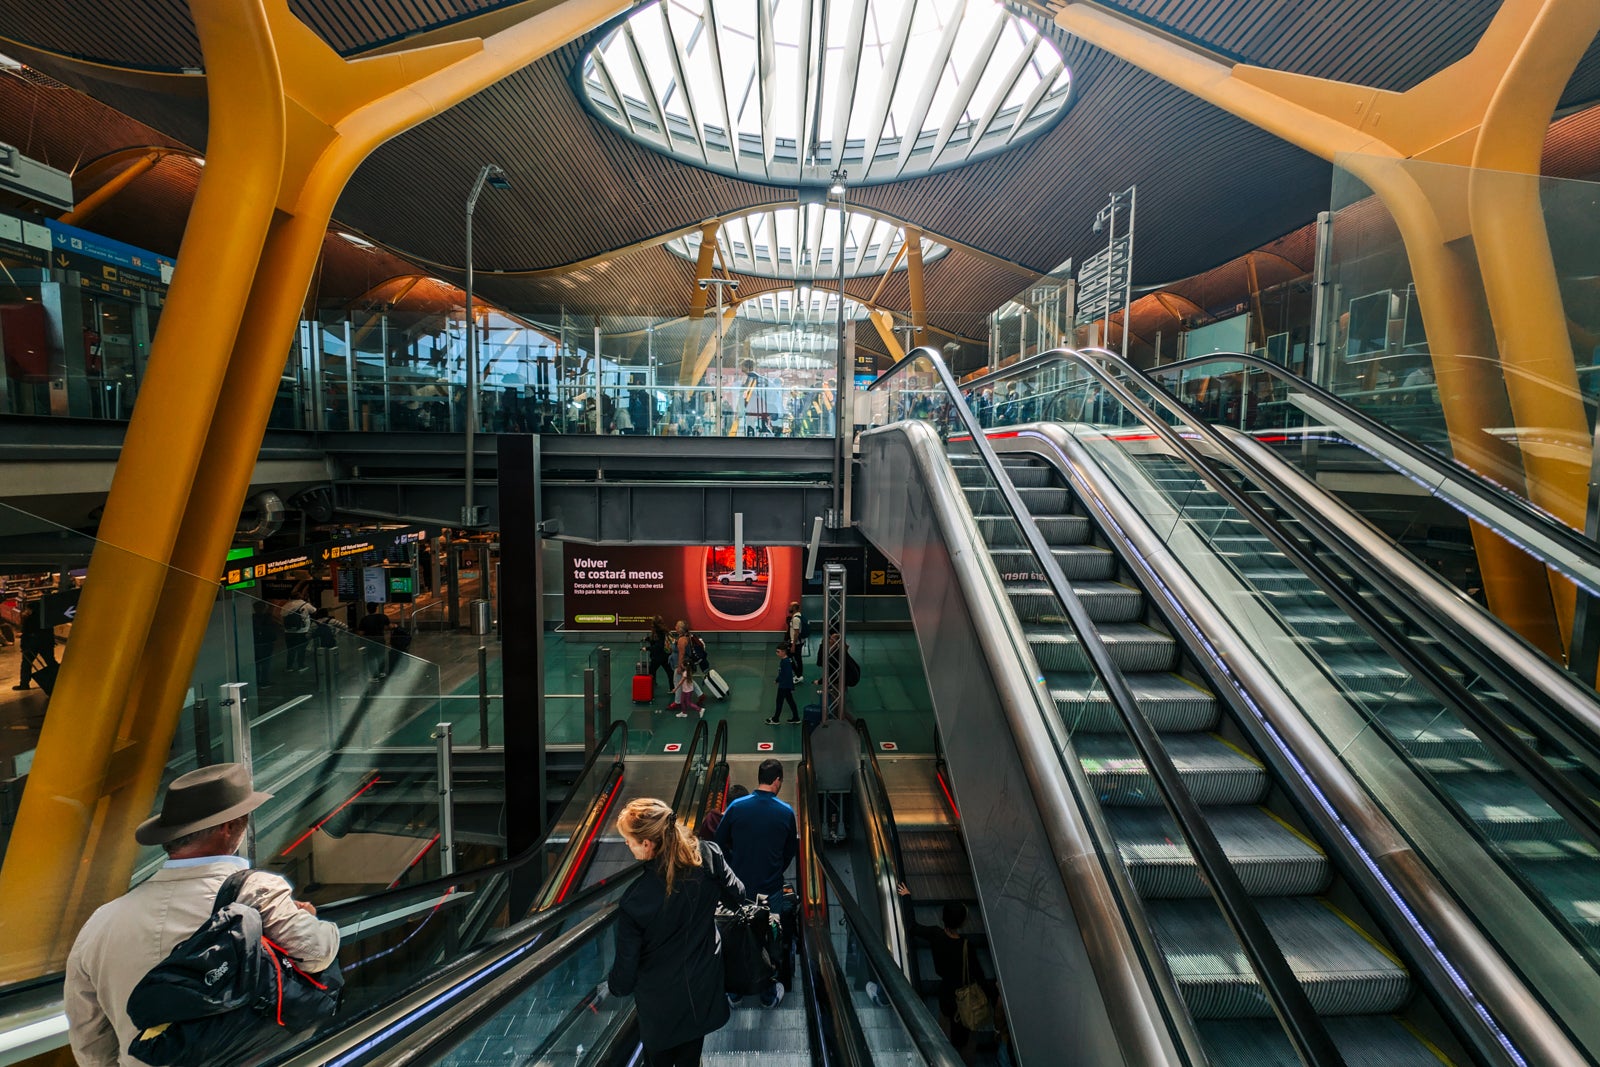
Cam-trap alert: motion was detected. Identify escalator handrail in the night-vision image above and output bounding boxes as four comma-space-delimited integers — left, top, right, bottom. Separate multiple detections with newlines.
968, 349, 1600, 827
852, 718, 912, 976
694, 719, 732, 831
669, 718, 711, 818
274, 867, 643, 1067
800, 752, 958, 1067
1143, 350, 1600, 589
1053, 346, 1600, 859
871, 347, 1347, 1067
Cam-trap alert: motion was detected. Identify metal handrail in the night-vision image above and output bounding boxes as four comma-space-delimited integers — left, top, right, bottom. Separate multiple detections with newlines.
871, 346, 1346, 1067
669, 718, 711, 817
854, 718, 912, 974
969, 349, 1600, 773
694, 719, 732, 831
1152, 351, 1600, 590
1048, 347, 1600, 858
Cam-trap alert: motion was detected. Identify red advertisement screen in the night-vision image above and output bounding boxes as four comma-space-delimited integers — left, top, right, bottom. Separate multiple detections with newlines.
564, 543, 800, 632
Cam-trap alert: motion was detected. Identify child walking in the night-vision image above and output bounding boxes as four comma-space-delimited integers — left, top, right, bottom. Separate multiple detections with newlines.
765, 642, 802, 725
673, 662, 704, 718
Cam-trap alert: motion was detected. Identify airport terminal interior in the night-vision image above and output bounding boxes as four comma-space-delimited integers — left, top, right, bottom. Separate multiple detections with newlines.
5, 0, 1600, 1064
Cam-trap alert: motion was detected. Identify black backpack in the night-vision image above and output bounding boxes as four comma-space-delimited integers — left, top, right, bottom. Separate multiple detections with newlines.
716, 898, 777, 995
689, 634, 710, 670
126, 870, 343, 1065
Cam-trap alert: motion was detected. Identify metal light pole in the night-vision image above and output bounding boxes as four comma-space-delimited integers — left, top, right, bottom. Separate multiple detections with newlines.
828, 169, 848, 525
463, 163, 510, 529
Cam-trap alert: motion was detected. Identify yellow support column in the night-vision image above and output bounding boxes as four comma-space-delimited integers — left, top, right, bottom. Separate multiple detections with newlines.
869, 308, 907, 364
678, 221, 723, 385
1466, 0, 1600, 644
59, 149, 173, 227
0, 0, 636, 974
905, 226, 928, 342
1055, 0, 1574, 657
0, 0, 288, 978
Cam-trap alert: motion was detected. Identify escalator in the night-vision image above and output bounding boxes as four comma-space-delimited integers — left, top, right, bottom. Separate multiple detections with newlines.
272, 718, 964, 1067
0, 721, 650, 1064
858, 347, 1600, 1066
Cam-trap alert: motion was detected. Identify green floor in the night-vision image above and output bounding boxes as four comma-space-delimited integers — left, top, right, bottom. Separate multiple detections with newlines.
392, 629, 938, 756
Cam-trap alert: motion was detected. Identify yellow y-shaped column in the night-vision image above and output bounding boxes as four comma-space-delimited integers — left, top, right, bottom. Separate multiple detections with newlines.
0, 0, 633, 975
0, 0, 286, 980
678, 221, 725, 385
1055, 0, 1588, 657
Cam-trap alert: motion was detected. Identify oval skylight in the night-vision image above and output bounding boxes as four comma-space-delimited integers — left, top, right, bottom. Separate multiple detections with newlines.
665, 206, 948, 279
579, 0, 1072, 185
737, 285, 871, 324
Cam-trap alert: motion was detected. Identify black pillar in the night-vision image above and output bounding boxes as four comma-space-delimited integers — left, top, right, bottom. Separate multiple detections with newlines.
498, 434, 545, 862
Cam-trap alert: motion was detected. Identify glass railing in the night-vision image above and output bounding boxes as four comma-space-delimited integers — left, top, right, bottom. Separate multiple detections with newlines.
965, 350, 1600, 995
1142, 352, 1600, 611
870, 351, 1340, 1066
5, 365, 844, 439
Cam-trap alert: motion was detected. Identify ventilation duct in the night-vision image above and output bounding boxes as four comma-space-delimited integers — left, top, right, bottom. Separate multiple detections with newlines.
235, 490, 285, 541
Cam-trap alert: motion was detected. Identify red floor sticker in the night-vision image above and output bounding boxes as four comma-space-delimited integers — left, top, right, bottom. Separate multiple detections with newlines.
757, 741, 774, 752
879, 741, 898, 751
664, 742, 682, 752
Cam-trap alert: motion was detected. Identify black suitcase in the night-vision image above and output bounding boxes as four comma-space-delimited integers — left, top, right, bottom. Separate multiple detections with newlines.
30, 654, 58, 695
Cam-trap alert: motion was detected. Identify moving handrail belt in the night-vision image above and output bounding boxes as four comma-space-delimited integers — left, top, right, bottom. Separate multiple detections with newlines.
870, 347, 1344, 1067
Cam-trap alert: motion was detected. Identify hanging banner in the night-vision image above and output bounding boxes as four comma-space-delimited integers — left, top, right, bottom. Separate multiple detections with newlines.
564, 543, 801, 631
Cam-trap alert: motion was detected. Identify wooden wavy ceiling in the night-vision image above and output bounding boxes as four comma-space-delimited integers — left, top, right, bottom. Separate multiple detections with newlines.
2, 0, 1598, 335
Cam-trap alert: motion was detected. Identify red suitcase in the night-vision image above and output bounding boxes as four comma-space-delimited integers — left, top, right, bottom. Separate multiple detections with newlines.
632, 674, 653, 703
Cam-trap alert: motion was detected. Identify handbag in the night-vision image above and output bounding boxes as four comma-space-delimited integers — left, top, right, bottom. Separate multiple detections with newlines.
716, 899, 777, 995
953, 941, 992, 1031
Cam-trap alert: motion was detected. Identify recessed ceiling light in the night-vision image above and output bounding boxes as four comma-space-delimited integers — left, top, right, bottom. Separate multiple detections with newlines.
190, 156, 206, 167
0, 54, 23, 71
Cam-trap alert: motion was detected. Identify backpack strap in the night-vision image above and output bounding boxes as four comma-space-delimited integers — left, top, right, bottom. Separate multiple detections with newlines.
961, 940, 971, 985
212, 868, 257, 914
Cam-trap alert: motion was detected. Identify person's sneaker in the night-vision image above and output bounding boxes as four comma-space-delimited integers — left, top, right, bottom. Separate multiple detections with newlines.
667, 702, 681, 710
760, 982, 785, 1009
726, 993, 743, 1007
763, 716, 780, 725
675, 710, 689, 718
865, 981, 889, 1007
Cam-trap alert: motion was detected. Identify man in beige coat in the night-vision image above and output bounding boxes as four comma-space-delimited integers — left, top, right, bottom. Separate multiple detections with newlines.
64, 764, 340, 1066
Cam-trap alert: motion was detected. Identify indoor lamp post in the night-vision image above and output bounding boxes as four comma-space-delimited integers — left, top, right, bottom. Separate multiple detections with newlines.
828, 168, 848, 525
463, 162, 511, 529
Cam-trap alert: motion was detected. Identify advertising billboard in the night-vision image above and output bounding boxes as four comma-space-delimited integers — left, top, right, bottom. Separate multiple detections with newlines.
564, 544, 801, 632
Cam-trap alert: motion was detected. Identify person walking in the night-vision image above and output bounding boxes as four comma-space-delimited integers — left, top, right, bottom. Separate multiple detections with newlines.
251, 601, 281, 685
280, 594, 315, 673
355, 603, 391, 679
12, 599, 55, 691
764, 642, 801, 725
647, 616, 673, 692
673, 662, 704, 719
896, 883, 997, 1051
64, 764, 339, 1067
715, 759, 798, 1007
606, 797, 745, 1067
786, 601, 805, 657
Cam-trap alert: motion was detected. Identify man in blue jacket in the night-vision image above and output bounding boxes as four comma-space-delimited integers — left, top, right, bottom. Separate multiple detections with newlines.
715, 758, 798, 1007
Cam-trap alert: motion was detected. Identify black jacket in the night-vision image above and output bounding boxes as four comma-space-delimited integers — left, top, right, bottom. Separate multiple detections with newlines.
608, 841, 744, 1051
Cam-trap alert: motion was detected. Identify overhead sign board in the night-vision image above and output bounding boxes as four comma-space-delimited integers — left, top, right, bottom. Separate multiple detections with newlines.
1076, 235, 1132, 325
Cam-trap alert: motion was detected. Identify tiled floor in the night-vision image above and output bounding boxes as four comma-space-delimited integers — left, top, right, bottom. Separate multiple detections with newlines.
388, 628, 938, 757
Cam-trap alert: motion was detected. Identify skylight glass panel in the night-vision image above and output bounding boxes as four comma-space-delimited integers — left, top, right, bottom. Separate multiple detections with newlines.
579, 0, 1071, 184
664, 207, 948, 279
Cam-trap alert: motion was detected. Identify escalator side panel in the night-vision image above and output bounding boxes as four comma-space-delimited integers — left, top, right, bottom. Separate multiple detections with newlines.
859, 424, 1171, 1067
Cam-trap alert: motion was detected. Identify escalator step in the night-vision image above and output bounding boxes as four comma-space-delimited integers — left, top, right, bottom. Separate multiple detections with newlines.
991, 546, 1118, 582
951, 462, 1055, 488
1026, 623, 1177, 673
1107, 806, 1330, 898
1150, 897, 1413, 1018
1077, 733, 1268, 807
975, 514, 1091, 546
1427, 769, 1577, 842
1046, 671, 1217, 733
1371, 707, 1488, 759
963, 486, 1074, 515
1003, 580, 1143, 623
1196, 1017, 1447, 1066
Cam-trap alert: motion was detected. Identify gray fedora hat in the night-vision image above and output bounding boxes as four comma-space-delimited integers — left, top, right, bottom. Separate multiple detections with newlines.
135, 763, 273, 845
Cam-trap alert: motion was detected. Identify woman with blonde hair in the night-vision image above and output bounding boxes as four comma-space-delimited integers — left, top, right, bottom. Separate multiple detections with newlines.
607, 797, 745, 1066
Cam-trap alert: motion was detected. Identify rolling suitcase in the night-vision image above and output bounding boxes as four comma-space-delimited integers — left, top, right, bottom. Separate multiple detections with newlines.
632, 674, 653, 703
703, 669, 730, 700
